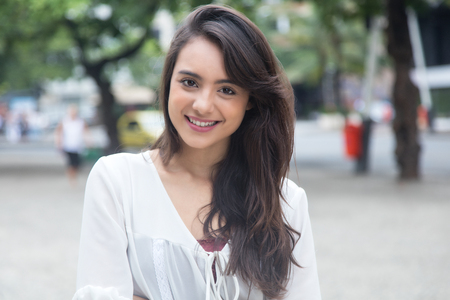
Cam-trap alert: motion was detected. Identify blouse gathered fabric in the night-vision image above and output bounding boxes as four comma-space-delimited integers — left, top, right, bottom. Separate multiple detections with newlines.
72, 151, 321, 300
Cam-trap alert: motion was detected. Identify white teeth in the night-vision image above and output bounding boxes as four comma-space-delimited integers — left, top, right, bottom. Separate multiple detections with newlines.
188, 117, 218, 127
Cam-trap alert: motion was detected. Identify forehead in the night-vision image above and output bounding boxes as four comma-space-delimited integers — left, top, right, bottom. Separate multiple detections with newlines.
173, 36, 227, 76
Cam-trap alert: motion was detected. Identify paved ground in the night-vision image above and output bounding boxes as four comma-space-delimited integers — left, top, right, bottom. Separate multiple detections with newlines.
0, 121, 449, 300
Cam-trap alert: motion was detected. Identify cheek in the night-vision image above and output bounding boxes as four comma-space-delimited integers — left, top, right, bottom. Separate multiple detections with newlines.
220, 102, 249, 133
226, 99, 250, 121
167, 86, 183, 117
167, 96, 180, 128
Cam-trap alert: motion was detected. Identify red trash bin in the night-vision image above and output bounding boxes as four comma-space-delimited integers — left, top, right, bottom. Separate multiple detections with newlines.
417, 105, 428, 130
344, 122, 363, 159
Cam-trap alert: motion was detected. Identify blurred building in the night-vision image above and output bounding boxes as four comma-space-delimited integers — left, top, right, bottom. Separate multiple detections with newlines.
39, 78, 98, 129
0, 89, 43, 141
39, 78, 156, 128
419, 4, 450, 67
416, 3, 450, 118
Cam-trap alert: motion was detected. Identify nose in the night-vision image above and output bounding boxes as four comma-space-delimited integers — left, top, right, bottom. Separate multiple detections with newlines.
192, 89, 214, 115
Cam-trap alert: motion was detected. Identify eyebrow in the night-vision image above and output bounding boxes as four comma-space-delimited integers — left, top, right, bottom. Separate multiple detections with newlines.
178, 70, 235, 85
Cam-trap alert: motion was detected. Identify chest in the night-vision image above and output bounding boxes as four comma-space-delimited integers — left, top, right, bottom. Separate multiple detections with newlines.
159, 173, 215, 239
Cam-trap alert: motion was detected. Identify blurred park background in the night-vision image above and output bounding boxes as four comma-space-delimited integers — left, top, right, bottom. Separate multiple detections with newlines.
1, 0, 450, 299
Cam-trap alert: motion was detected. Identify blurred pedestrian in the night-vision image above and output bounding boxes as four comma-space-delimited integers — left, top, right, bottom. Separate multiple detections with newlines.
55, 104, 88, 186
5, 112, 21, 143
0, 104, 5, 135
18, 112, 29, 141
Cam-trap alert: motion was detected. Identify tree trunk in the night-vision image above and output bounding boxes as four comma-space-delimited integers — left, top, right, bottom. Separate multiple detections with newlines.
331, 32, 343, 111
333, 68, 342, 110
85, 64, 121, 154
99, 82, 121, 154
64, 18, 150, 155
386, 0, 421, 179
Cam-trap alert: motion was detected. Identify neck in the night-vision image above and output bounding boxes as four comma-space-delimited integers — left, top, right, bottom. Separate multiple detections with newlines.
169, 140, 229, 180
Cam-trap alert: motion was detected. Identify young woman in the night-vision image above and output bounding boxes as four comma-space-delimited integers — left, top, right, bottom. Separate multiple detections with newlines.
55, 104, 89, 186
73, 5, 321, 300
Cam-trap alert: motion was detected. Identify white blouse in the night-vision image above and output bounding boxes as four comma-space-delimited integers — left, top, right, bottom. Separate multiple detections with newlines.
73, 151, 321, 300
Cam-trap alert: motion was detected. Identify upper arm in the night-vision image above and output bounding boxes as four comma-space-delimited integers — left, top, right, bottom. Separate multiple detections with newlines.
74, 157, 133, 299
55, 123, 62, 136
283, 184, 321, 300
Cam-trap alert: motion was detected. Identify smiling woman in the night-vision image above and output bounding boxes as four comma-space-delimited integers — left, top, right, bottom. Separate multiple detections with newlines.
167, 36, 251, 153
73, 5, 321, 300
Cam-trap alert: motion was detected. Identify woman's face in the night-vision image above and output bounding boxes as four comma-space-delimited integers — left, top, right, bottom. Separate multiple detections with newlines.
168, 36, 251, 153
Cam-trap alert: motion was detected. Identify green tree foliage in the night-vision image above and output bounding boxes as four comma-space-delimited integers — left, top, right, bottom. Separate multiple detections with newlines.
0, 0, 76, 92
58, 0, 172, 152
256, 2, 368, 85
252, 0, 382, 113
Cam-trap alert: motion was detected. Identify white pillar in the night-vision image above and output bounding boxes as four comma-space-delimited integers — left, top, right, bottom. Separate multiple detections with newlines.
407, 7, 433, 109
361, 16, 384, 118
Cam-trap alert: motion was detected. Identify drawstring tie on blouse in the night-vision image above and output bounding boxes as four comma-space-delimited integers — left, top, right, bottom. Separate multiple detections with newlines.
205, 251, 239, 300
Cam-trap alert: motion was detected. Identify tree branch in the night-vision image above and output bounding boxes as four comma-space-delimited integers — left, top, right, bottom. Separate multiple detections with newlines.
64, 17, 150, 71
64, 18, 89, 66
99, 28, 150, 67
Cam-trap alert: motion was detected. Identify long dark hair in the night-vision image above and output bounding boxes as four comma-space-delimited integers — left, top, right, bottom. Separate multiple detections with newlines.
151, 5, 299, 299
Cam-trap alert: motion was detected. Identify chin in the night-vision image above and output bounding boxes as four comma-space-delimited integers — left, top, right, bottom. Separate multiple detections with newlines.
180, 135, 228, 152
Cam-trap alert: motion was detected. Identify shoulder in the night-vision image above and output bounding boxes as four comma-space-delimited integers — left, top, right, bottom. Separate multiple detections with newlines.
85, 151, 154, 206
280, 178, 309, 220
99, 151, 152, 166
281, 179, 307, 206
90, 151, 153, 181
61, 118, 69, 125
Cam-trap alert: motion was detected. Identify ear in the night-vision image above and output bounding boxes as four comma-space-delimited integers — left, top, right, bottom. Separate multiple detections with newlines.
246, 100, 253, 110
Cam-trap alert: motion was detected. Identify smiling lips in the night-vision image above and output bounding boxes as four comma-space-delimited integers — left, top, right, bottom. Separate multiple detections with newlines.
185, 116, 220, 132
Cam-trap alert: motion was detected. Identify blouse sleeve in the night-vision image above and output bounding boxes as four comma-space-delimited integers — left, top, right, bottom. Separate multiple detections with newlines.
73, 157, 133, 300
283, 183, 322, 300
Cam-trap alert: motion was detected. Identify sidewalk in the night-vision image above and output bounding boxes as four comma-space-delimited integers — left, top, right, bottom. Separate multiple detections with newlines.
289, 167, 450, 300
0, 150, 87, 300
0, 121, 449, 300
291, 121, 450, 300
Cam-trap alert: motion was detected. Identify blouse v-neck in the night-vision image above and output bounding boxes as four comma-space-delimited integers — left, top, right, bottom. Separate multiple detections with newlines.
144, 151, 229, 254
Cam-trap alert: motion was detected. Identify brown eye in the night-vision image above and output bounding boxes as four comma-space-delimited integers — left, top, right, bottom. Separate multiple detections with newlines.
181, 79, 198, 87
220, 87, 235, 95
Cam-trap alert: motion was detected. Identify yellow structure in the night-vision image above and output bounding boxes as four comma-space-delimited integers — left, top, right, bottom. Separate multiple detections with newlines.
117, 110, 164, 148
